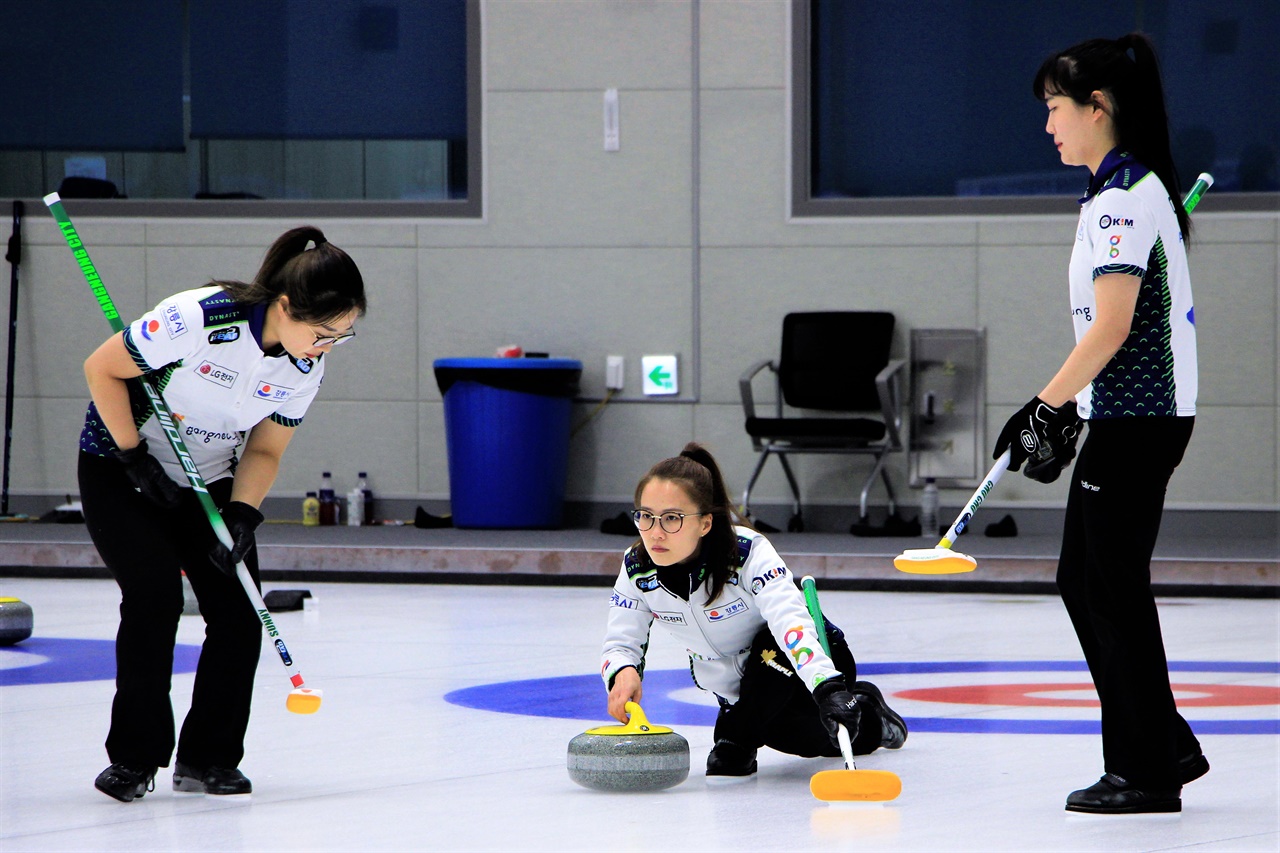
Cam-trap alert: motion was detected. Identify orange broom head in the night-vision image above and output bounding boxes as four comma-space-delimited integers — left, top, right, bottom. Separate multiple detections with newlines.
893, 547, 977, 575
811, 768, 902, 802
286, 687, 323, 714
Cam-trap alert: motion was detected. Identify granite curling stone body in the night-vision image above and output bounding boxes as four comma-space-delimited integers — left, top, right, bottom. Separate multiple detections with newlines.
567, 702, 689, 792
0, 598, 33, 645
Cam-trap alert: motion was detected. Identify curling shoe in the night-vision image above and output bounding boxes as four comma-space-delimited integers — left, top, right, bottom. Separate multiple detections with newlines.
1179, 751, 1210, 785
94, 763, 157, 803
1065, 773, 1181, 814
706, 740, 758, 778
850, 681, 908, 750
173, 762, 252, 795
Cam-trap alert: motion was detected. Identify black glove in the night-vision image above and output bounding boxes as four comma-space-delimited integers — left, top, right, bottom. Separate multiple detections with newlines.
993, 397, 1080, 476
114, 438, 183, 509
813, 678, 860, 747
1023, 414, 1084, 484
208, 501, 264, 577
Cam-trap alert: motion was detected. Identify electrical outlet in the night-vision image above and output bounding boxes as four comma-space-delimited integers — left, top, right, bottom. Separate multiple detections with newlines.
606, 355, 625, 391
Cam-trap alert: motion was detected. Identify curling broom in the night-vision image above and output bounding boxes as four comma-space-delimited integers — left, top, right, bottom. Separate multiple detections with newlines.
802, 576, 902, 802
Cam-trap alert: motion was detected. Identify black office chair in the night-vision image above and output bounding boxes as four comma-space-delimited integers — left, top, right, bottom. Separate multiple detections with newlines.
739, 311, 911, 534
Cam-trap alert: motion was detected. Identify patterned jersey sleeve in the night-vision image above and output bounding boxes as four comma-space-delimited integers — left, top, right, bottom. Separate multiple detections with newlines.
744, 534, 842, 692
267, 358, 325, 427
123, 290, 205, 373
600, 558, 654, 692
1089, 187, 1158, 281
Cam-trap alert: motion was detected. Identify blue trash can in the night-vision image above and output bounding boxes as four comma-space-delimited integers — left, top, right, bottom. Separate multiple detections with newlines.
433, 357, 582, 529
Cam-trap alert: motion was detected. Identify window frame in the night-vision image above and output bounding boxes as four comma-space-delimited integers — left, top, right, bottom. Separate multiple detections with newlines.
41, 0, 483, 219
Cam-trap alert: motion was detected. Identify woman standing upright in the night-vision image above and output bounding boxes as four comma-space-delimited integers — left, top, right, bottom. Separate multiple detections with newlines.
82, 227, 366, 802
993, 34, 1207, 814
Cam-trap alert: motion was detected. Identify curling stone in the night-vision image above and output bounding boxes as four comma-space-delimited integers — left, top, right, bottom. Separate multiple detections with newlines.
567, 701, 688, 792
0, 597, 33, 645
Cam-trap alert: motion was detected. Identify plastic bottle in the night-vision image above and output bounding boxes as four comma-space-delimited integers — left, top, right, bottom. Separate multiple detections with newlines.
356, 472, 374, 526
302, 491, 320, 527
346, 484, 364, 527
921, 478, 939, 538
318, 472, 337, 526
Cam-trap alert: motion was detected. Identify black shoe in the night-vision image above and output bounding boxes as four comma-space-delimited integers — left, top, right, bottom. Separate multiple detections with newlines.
850, 680, 908, 750
94, 763, 157, 803
173, 762, 252, 795
1179, 751, 1210, 785
1065, 774, 1181, 814
706, 740, 757, 778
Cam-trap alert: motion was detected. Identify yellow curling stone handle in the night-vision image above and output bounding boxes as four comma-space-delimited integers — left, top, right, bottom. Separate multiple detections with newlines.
584, 701, 674, 736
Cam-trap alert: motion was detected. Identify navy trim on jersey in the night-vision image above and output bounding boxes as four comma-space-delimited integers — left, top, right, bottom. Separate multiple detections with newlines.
270, 412, 303, 428
1094, 262, 1146, 281
1081, 148, 1152, 202
121, 328, 152, 374
1090, 236, 1178, 417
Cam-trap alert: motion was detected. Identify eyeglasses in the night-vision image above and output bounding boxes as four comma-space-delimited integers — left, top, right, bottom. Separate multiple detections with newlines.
631, 509, 708, 534
311, 328, 356, 347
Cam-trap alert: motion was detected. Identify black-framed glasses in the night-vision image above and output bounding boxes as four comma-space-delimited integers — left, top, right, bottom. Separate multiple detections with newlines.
631, 509, 707, 534
311, 328, 356, 347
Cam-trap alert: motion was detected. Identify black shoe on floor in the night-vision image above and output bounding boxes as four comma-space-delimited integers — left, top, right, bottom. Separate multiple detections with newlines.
850, 680, 908, 750
1065, 773, 1181, 814
1179, 751, 1210, 785
173, 762, 252, 795
706, 740, 757, 778
94, 763, 157, 803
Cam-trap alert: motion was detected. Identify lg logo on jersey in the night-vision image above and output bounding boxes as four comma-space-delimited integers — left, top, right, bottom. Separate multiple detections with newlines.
195, 361, 238, 388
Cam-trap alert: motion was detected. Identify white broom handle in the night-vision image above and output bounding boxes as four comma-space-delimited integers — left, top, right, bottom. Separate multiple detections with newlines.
937, 449, 1010, 550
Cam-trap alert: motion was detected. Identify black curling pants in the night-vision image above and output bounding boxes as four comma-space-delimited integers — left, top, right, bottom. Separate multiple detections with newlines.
79, 451, 263, 772
1055, 417, 1201, 790
712, 621, 883, 757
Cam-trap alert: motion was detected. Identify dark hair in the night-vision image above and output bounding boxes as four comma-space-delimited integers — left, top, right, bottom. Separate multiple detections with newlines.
633, 442, 748, 605
1034, 33, 1191, 247
217, 226, 368, 322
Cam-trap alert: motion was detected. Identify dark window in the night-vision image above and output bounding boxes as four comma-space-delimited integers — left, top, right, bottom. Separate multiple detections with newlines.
794, 0, 1279, 214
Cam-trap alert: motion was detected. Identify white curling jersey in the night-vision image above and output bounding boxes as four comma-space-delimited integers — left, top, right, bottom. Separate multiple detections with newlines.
79, 285, 325, 484
1068, 148, 1197, 420
601, 526, 842, 703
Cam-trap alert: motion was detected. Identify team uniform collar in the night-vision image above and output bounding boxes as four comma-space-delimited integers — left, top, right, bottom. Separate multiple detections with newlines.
1080, 147, 1133, 204
247, 302, 288, 358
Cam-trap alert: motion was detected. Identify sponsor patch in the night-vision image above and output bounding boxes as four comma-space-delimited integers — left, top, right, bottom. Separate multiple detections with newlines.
705, 598, 747, 622
139, 319, 161, 341
254, 382, 294, 403
610, 592, 640, 610
1099, 215, 1134, 229
750, 565, 787, 594
784, 624, 815, 669
636, 574, 659, 592
652, 611, 687, 626
163, 304, 187, 339
760, 648, 793, 677
195, 360, 238, 389
208, 326, 240, 345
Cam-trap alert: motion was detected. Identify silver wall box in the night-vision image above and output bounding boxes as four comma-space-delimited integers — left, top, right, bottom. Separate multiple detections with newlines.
909, 328, 986, 488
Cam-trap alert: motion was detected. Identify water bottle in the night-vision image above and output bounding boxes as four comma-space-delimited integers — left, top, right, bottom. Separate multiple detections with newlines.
921, 478, 939, 538
302, 491, 320, 527
356, 471, 374, 526
346, 484, 364, 527
318, 472, 337, 526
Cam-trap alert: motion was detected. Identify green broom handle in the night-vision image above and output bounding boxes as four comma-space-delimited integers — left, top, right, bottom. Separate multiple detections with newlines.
800, 575, 832, 657
43, 193, 306, 689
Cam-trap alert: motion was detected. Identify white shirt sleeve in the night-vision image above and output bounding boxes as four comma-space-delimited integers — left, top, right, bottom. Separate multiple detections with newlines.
126, 291, 204, 371
743, 535, 843, 692
1088, 187, 1157, 279
600, 564, 655, 690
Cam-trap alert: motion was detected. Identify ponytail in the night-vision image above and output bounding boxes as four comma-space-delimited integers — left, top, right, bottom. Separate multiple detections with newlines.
633, 442, 747, 604
1034, 33, 1192, 247
217, 225, 368, 321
